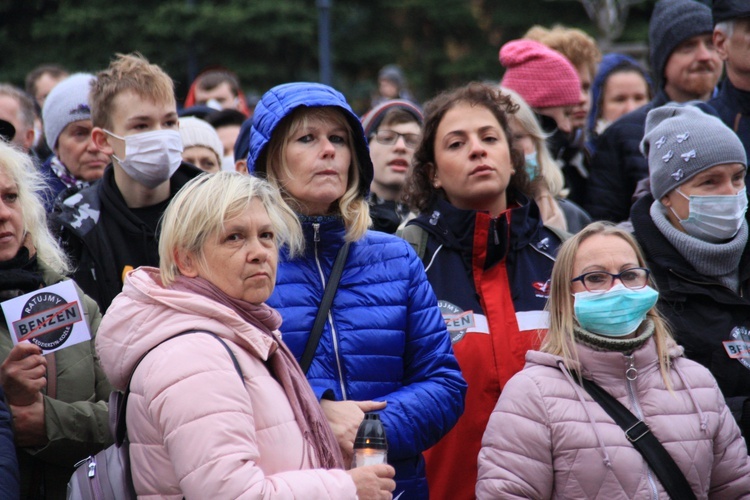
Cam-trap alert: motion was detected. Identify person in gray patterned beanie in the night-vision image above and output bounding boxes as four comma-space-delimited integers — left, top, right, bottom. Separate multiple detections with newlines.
39, 73, 109, 211
631, 103, 750, 455
644, 102, 746, 204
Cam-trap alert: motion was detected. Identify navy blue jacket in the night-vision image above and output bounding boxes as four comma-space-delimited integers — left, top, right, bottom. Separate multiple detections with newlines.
0, 386, 19, 499
709, 78, 750, 192
585, 90, 670, 222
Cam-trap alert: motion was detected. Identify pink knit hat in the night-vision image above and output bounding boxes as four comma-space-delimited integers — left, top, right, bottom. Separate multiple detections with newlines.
499, 39, 580, 109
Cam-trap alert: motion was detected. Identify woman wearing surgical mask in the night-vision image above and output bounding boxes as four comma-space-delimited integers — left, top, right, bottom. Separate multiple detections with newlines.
630, 103, 750, 448
502, 87, 591, 233
477, 222, 750, 498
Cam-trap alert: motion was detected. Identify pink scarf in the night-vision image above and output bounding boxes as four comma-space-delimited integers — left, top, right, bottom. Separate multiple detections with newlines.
170, 275, 344, 469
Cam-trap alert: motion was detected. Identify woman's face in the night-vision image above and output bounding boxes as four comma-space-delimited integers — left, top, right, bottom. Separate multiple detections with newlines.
661, 162, 746, 223
508, 118, 535, 156
571, 234, 640, 294
182, 146, 220, 173
433, 103, 513, 216
600, 71, 650, 123
186, 198, 278, 304
0, 169, 24, 262
279, 111, 351, 215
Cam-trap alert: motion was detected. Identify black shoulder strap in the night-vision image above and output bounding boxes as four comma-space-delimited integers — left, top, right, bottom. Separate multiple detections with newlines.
399, 224, 428, 262
115, 329, 244, 445
299, 242, 350, 374
574, 375, 697, 500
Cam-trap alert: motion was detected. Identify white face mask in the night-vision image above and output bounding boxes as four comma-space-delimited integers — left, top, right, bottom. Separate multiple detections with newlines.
106, 129, 183, 189
672, 188, 748, 243
221, 154, 236, 172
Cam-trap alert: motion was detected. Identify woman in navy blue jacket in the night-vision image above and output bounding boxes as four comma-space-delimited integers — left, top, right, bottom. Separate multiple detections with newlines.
0, 386, 19, 499
247, 82, 466, 499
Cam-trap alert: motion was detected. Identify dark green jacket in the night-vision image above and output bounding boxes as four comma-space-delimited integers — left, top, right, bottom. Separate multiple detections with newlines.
0, 262, 112, 499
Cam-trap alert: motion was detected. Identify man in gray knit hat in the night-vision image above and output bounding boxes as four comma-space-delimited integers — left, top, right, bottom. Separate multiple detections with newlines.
586, 0, 723, 223
630, 102, 750, 446
39, 73, 109, 211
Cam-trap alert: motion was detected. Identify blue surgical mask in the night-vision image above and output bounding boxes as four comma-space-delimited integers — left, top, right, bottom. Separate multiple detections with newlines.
574, 283, 659, 337
672, 189, 748, 243
524, 151, 539, 181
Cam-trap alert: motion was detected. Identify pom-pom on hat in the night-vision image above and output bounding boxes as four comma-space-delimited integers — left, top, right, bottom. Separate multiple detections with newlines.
361, 99, 423, 137
178, 117, 223, 162
499, 39, 580, 109
43, 73, 95, 151
643, 103, 747, 200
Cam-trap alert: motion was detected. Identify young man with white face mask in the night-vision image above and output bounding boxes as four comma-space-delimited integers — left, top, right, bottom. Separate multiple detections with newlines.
52, 53, 200, 312
630, 102, 750, 446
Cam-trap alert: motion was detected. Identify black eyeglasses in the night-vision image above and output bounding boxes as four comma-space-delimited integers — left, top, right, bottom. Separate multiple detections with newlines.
372, 130, 420, 149
571, 267, 651, 293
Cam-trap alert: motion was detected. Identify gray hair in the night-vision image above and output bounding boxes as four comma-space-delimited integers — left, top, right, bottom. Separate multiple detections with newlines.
159, 172, 303, 285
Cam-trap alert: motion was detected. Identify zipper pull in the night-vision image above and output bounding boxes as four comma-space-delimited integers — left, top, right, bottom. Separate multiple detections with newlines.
492, 219, 500, 245
87, 459, 96, 478
313, 223, 320, 243
625, 355, 638, 381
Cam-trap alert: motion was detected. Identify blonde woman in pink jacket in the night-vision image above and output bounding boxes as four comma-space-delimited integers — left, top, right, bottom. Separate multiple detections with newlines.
95, 172, 395, 499
477, 222, 750, 499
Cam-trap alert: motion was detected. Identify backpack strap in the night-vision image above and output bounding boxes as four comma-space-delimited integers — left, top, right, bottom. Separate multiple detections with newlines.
399, 224, 428, 262
114, 330, 244, 446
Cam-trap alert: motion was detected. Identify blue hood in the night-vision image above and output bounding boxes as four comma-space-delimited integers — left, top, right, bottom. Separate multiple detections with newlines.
587, 53, 652, 139
247, 82, 373, 198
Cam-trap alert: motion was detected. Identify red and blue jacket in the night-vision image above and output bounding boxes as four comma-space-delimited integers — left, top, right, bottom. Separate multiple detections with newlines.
407, 193, 562, 500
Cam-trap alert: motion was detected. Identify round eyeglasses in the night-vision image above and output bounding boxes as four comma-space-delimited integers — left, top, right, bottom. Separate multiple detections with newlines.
571, 267, 651, 293
372, 130, 421, 149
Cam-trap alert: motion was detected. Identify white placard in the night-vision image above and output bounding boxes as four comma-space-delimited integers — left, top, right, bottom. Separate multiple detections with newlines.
1, 280, 91, 354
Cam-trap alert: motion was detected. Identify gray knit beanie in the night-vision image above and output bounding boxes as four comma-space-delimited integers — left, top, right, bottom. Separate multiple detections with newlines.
643, 103, 747, 200
649, 0, 713, 88
42, 73, 95, 151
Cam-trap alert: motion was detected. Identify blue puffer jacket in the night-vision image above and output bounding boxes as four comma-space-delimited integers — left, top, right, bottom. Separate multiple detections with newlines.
249, 82, 467, 499
270, 217, 466, 498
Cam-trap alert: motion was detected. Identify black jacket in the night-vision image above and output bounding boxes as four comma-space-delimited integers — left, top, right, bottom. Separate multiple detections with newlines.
51, 162, 200, 312
631, 193, 750, 440
585, 90, 670, 222
709, 78, 750, 189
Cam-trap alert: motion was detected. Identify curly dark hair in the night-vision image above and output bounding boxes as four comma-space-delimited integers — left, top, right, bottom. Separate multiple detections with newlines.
402, 82, 529, 214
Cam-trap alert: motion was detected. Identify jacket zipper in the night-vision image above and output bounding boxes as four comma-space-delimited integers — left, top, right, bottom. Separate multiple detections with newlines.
312, 223, 348, 400
624, 355, 658, 499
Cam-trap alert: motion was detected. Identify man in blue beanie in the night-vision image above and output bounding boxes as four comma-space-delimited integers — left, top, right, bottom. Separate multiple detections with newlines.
585, 0, 723, 223
711, 0, 750, 176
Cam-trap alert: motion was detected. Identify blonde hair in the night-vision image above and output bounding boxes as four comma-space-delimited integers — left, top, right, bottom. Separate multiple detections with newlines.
264, 106, 370, 243
159, 172, 303, 285
0, 142, 70, 274
541, 222, 675, 388
501, 87, 568, 198
90, 53, 175, 130
524, 25, 601, 79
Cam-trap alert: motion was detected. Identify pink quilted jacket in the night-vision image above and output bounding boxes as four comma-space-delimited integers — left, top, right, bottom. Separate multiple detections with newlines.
477, 336, 750, 499
96, 267, 356, 499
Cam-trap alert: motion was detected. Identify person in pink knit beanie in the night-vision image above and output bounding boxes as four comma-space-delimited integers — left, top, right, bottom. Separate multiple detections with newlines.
500, 39, 580, 135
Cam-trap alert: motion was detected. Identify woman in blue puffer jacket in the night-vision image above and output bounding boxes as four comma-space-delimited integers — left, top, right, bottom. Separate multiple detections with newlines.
247, 82, 466, 499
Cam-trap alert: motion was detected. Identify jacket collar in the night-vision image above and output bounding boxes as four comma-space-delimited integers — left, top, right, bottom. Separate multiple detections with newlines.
719, 78, 750, 113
